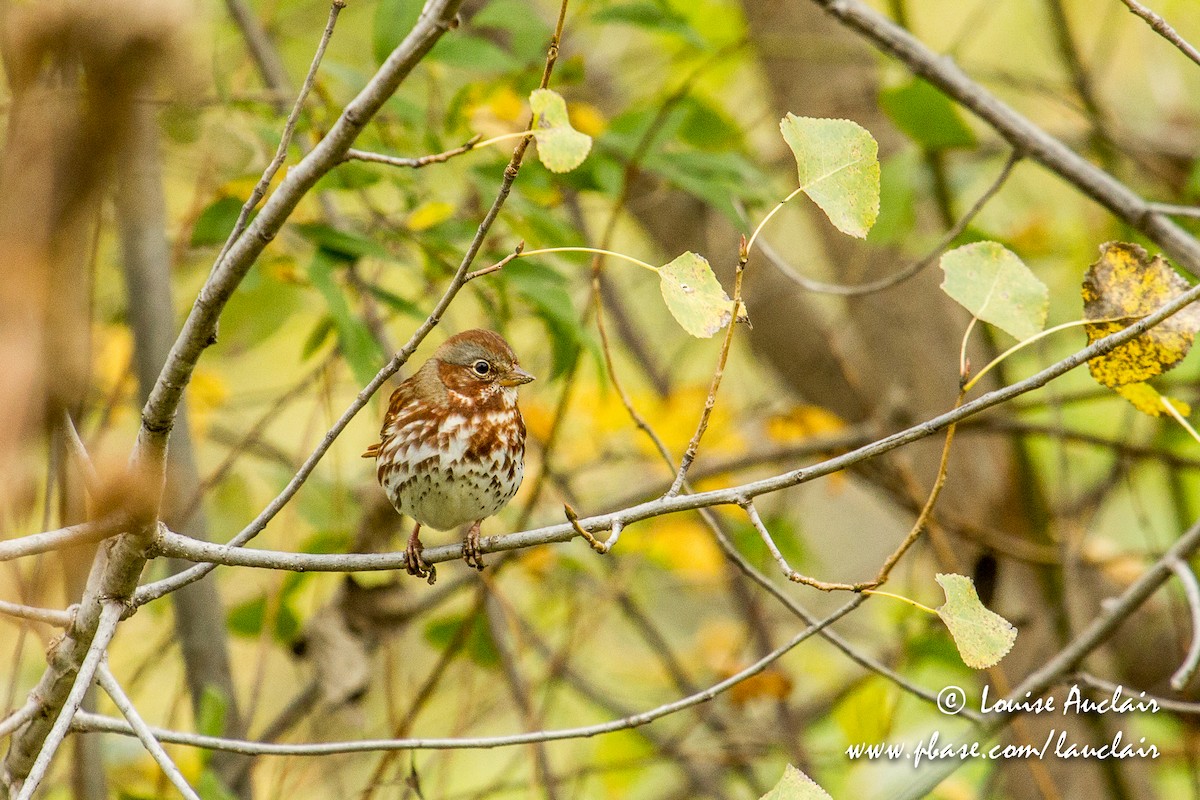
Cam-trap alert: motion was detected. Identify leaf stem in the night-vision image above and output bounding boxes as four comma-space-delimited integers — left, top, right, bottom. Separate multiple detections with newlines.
963, 318, 1110, 393
1161, 395, 1200, 446
746, 186, 805, 256
473, 131, 535, 150
862, 589, 939, 616
959, 316, 978, 381
521, 246, 659, 273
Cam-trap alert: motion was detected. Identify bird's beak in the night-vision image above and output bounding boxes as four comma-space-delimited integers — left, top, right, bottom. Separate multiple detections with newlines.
500, 366, 535, 387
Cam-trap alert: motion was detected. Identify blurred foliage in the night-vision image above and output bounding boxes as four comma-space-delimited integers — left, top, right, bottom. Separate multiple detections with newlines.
7, 0, 1200, 798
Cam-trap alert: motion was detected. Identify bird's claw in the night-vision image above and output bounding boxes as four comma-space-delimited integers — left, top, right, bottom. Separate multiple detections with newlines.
464, 523, 486, 571
406, 539, 436, 584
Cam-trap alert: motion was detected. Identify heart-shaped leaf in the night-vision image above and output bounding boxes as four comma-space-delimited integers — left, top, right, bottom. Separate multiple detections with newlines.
759, 765, 833, 800
658, 252, 732, 338
530, 89, 593, 173
940, 242, 1048, 341
779, 114, 880, 238
1082, 241, 1200, 388
935, 573, 1017, 670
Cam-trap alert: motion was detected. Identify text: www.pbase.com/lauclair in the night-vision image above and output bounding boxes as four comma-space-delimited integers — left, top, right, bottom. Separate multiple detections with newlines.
846, 729, 1159, 768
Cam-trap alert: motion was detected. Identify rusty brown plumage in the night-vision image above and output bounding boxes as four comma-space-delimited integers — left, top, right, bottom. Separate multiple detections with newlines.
363, 329, 534, 582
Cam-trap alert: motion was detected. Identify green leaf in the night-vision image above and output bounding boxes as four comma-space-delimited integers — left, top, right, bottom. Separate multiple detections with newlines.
227, 595, 300, 643
308, 250, 387, 386
935, 573, 1018, 669
779, 114, 880, 238
197, 769, 240, 800
658, 252, 732, 338
940, 242, 1048, 340
196, 686, 229, 739
294, 223, 389, 261
592, 2, 707, 48
191, 197, 247, 247
879, 78, 976, 150
506, 260, 585, 380
759, 764, 833, 800
373, 0, 422, 65
423, 613, 499, 668
530, 89, 593, 173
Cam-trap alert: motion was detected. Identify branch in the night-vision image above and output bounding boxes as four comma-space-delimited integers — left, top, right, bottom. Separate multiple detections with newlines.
344, 135, 482, 169
152, 282, 1200, 577
132, 1, 566, 606
9, 602, 121, 800
0, 602, 72, 628
95, 664, 201, 800
1118, 0, 1200, 69
3, 1, 467, 785
805, 0, 1200, 275
70, 597, 863, 755
0, 517, 124, 561
893, 515, 1200, 799
1168, 557, 1200, 691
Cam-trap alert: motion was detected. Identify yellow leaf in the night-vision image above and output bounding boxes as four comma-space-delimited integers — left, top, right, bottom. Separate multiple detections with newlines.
1082, 241, 1200, 388
406, 200, 455, 231
487, 86, 524, 123
626, 516, 725, 581
92, 324, 135, 403
766, 405, 848, 442
568, 101, 607, 138
727, 667, 793, 706
189, 367, 229, 438
1114, 383, 1191, 417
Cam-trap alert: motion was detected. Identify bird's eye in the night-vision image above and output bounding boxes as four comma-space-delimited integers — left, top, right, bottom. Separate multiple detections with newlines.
472, 360, 491, 376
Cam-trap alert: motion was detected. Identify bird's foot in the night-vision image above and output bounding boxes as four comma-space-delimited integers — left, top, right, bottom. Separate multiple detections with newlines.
464, 521, 486, 571
406, 526, 436, 585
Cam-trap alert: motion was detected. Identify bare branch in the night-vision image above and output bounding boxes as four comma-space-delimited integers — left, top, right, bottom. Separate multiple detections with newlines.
1118, 0, 1200, 69
0, 602, 72, 628
805, 0, 1200, 274
344, 135, 483, 169
94, 664, 201, 800
0, 517, 124, 562
71, 597, 862, 755
1168, 557, 1200, 691
10, 602, 121, 800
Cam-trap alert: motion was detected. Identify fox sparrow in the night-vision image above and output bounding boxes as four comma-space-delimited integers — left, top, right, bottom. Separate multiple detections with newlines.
363, 329, 533, 582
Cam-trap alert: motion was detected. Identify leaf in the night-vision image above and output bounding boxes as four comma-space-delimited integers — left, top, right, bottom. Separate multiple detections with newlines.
227, 595, 300, 643
1082, 241, 1200, 388
423, 613, 499, 668
759, 764, 833, 800
935, 573, 1017, 669
406, 200, 456, 231
372, 0, 423, 65
940, 242, 1048, 340
779, 114, 880, 238
1115, 383, 1192, 417
879, 78, 976, 150
530, 89, 593, 173
592, 2, 707, 48
191, 196, 247, 247
308, 250, 387, 386
294, 223, 389, 261
658, 252, 732, 338
196, 686, 229, 739
197, 769, 240, 800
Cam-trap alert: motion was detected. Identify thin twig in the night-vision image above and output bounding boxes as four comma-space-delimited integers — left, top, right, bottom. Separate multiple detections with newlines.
1075, 672, 1200, 715
95, 663, 202, 800
214, 0, 346, 265
60, 412, 99, 492
1147, 202, 1200, 220
71, 597, 863, 755
1168, 556, 1200, 690
1118, 0, 1200, 69
13, 602, 122, 800
666, 239, 747, 496
344, 135, 483, 169
465, 241, 524, 281
748, 150, 1021, 296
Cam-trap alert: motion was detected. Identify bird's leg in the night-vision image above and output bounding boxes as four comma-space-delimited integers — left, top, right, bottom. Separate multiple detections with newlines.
463, 520, 485, 571
406, 522, 435, 584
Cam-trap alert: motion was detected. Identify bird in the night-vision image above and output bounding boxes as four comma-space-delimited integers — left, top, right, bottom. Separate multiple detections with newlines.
363, 329, 534, 582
